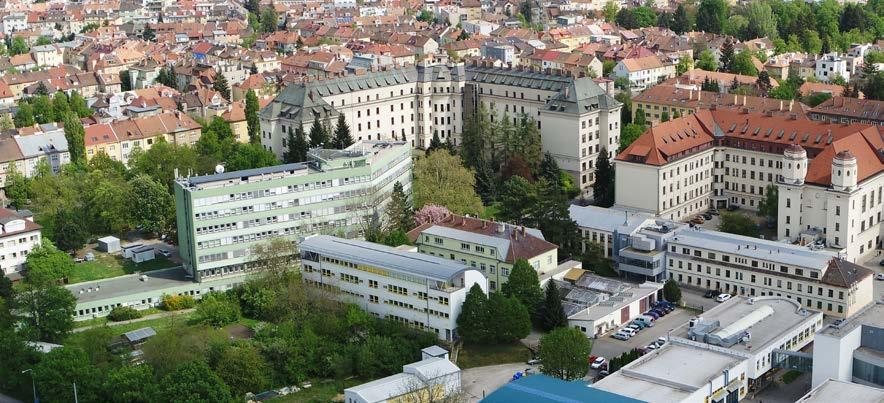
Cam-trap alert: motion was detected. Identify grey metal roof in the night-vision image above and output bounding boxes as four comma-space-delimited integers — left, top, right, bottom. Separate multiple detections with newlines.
569, 205, 652, 234
124, 327, 157, 343
420, 225, 512, 261
300, 235, 473, 282
15, 131, 68, 157
182, 163, 307, 186
671, 228, 834, 269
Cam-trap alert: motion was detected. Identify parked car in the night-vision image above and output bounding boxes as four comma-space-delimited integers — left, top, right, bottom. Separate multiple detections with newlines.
702, 212, 713, 220
657, 337, 667, 345
591, 356, 607, 369
690, 216, 705, 224
651, 308, 667, 316
646, 343, 658, 351
597, 370, 610, 379
709, 209, 720, 216
621, 327, 637, 337
630, 320, 647, 329
634, 316, 655, 327
716, 293, 733, 302
703, 290, 721, 298
879, 259, 884, 267
527, 358, 541, 365
612, 331, 631, 340
627, 324, 641, 334
644, 311, 660, 319
876, 273, 884, 281
158, 249, 171, 257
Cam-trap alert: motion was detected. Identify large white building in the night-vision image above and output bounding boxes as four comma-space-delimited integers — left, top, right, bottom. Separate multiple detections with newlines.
173, 141, 412, 282
299, 235, 488, 341
344, 352, 461, 403
812, 302, 884, 389
0, 209, 41, 278
592, 296, 823, 403
615, 109, 884, 261
261, 57, 622, 196
815, 53, 850, 83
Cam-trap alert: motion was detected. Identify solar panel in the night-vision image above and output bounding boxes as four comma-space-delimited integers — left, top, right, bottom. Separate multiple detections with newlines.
124, 327, 157, 343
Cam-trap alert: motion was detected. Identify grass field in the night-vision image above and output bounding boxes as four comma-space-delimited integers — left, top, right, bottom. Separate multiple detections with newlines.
67, 252, 178, 284
73, 307, 164, 328
66, 312, 195, 345
457, 342, 532, 369
270, 378, 365, 403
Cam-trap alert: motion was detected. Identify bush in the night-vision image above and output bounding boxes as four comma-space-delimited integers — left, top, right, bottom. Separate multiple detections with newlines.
194, 292, 241, 327
663, 279, 682, 304
107, 306, 143, 322
161, 294, 196, 311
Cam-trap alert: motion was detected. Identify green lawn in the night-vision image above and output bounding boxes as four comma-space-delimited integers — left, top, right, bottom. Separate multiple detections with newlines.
73, 308, 164, 328
457, 342, 532, 369
67, 252, 178, 284
66, 313, 195, 345
270, 379, 365, 403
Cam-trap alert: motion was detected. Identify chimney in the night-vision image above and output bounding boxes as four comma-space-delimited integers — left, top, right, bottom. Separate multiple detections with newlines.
733, 94, 737, 105
779, 100, 784, 111
689, 89, 693, 100
742, 96, 747, 106
697, 90, 701, 101
789, 99, 794, 112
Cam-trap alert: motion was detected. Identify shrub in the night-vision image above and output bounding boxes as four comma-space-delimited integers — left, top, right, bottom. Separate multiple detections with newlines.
194, 292, 241, 327
108, 306, 143, 322
161, 294, 196, 311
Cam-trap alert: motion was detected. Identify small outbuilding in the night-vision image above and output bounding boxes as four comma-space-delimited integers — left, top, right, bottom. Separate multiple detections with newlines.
122, 243, 144, 258
130, 246, 155, 263
97, 236, 121, 253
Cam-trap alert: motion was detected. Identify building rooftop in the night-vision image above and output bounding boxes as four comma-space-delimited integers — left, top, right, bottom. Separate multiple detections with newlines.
672, 296, 821, 352
300, 235, 474, 283
65, 267, 189, 304
796, 379, 884, 403
345, 357, 460, 402
820, 301, 884, 338
484, 374, 645, 403
670, 227, 835, 270
568, 205, 653, 234
592, 343, 742, 402
179, 163, 308, 188
407, 214, 557, 265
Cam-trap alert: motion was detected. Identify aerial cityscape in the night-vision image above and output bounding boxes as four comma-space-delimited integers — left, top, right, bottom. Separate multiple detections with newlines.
0, 0, 881, 401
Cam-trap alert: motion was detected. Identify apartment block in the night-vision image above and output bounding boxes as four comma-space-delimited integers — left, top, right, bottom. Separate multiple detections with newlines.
299, 235, 488, 341
173, 141, 411, 282
0, 208, 41, 278
261, 57, 621, 196
615, 109, 884, 261
407, 214, 557, 292
83, 111, 202, 164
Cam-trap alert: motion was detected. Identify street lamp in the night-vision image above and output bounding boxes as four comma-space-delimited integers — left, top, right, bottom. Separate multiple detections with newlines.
21, 368, 36, 403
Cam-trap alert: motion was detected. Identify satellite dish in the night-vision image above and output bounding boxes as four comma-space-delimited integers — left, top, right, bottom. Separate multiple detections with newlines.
215, 164, 225, 174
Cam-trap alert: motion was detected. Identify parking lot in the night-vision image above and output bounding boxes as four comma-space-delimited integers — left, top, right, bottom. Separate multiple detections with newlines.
585, 305, 697, 378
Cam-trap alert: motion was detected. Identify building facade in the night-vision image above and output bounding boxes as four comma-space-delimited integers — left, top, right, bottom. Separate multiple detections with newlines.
0, 209, 41, 277
407, 214, 558, 292
615, 109, 884, 261
261, 58, 621, 196
173, 141, 412, 282
812, 302, 884, 389
300, 235, 488, 341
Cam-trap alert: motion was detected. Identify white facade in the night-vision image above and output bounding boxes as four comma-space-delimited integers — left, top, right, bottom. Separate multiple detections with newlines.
613, 57, 675, 89
300, 235, 488, 341
0, 210, 42, 276
0, 13, 27, 35
815, 53, 850, 83
811, 303, 884, 388
344, 357, 461, 403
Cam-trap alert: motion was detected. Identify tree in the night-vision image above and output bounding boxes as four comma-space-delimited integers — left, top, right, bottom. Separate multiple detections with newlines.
5, 164, 28, 209
34, 81, 50, 97
282, 126, 308, 163
51, 91, 70, 122
413, 150, 483, 215
211, 343, 271, 398
51, 208, 89, 252
537, 280, 567, 331
456, 283, 489, 344
414, 204, 450, 225
696, 49, 718, 72
9, 37, 28, 56
308, 118, 328, 147
487, 293, 531, 343
17, 284, 75, 342
660, 111, 670, 123
63, 112, 86, 164
25, 240, 74, 286
108, 306, 143, 322
245, 89, 260, 144
672, 3, 691, 34
731, 51, 758, 76
863, 70, 884, 101
501, 259, 542, 316
102, 364, 159, 403
416, 9, 434, 22
758, 184, 778, 223
195, 292, 242, 327
260, 6, 279, 33
603, 1, 618, 22
245, 0, 260, 13
226, 143, 278, 171
213, 73, 230, 101
160, 360, 233, 402
720, 39, 735, 73
129, 174, 174, 235
538, 327, 592, 381
497, 176, 538, 225
593, 148, 614, 207
142, 24, 155, 41
619, 124, 644, 152
756, 71, 773, 96
663, 279, 682, 303
718, 212, 760, 237
696, 0, 728, 34
676, 57, 693, 76
34, 347, 101, 402
13, 102, 34, 128
426, 131, 444, 154
31, 95, 52, 124
69, 91, 92, 118
332, 113, 353, 149
745, 2, 778, 41
386, 181, 414, 232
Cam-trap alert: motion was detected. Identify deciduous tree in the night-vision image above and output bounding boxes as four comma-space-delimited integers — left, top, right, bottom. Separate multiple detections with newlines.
413, 150, 483, 215
160, 360, 233, 402
538, 327, 592, 381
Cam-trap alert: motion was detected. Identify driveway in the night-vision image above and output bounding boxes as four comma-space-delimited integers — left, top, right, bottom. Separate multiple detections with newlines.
587, 307, 695, 366
461, 363, 535, 402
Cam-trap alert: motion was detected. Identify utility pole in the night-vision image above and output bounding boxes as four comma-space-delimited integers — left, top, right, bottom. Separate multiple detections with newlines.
21, 369, 36, 403
73, 382, 78, 403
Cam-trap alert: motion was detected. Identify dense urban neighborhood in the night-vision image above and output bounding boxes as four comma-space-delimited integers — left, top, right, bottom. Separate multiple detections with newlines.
0, 0, 883, 401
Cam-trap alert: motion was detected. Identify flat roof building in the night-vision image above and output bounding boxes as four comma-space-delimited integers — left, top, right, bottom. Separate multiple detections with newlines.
344, 356, 461, 403
299, 235, 487, 341
797, 378, 884, 403
173, 140, 411, 282
812, 302, 884, 389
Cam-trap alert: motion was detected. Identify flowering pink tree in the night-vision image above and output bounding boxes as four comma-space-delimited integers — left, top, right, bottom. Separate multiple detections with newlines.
414, 204, 450, 226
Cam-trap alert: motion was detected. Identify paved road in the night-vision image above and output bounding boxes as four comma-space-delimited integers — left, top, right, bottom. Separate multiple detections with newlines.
587, 306, 695, 363
461, 363, 534, 402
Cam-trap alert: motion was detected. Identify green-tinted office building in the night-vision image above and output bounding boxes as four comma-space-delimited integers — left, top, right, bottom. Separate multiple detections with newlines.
174, 141, 412, 282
